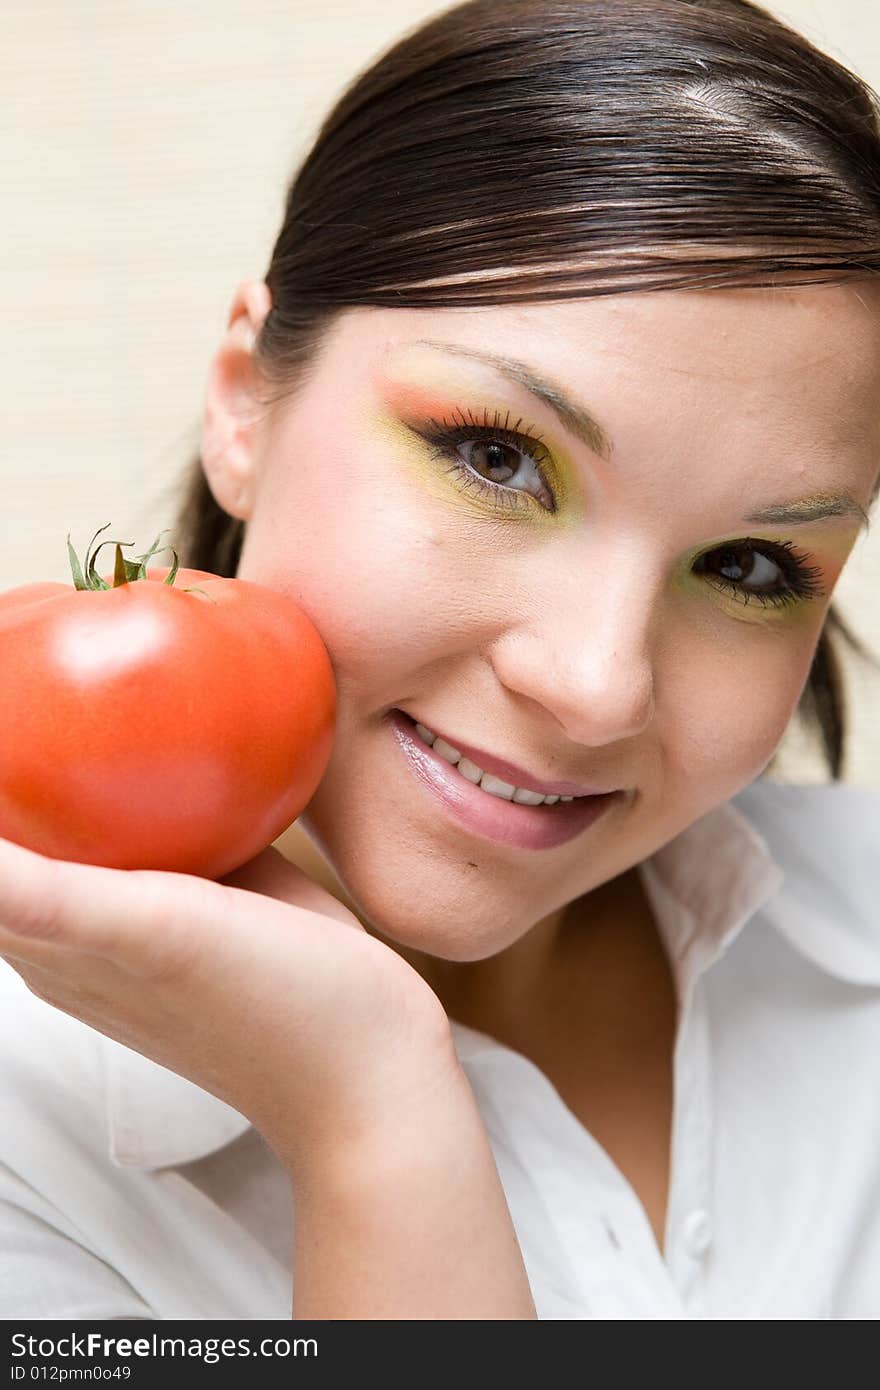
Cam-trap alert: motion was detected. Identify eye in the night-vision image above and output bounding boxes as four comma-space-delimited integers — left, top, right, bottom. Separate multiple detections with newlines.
693, 539, 826, 610
416, 407, 557, 513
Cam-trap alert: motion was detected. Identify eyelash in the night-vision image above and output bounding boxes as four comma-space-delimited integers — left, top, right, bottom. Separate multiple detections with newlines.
416, 406, 827, 611
420, 406, 557, 511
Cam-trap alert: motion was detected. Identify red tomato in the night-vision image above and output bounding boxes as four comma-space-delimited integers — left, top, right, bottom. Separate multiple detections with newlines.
0, 526, 337, 878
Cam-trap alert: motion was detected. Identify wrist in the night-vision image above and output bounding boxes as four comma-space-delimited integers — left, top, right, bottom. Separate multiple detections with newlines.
284, 1053, 538, 1318
270, 1019, 463, 1178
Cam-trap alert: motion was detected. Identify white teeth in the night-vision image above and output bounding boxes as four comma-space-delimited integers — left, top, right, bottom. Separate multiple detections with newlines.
411, 720, 573, 805
479, 772, 518, 800
432, 736, 462, 763
457, 755, 487, 786
511, 789, 544, 811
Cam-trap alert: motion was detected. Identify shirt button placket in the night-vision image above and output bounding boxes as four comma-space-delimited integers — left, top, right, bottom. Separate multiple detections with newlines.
682, 1208, 712, 1259
667, 982, 714, 1312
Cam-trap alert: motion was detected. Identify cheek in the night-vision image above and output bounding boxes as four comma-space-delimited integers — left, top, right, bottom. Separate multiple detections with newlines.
664, 621, 820, 793
233, 426, 470, 696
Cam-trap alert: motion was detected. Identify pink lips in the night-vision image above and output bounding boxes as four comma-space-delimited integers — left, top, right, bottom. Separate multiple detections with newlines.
388, 708, 624, 851
395, 708, 619, 798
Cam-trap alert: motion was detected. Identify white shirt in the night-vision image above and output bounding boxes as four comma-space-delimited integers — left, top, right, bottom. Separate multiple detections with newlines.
1, 776, 879, 1320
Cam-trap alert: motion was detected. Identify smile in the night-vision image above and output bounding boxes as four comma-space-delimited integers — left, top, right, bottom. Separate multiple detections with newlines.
387, 709, 624, 852
409, 720, 580, 805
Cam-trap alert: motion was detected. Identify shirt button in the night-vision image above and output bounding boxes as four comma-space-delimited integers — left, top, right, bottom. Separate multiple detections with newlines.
682, 1209, 712, 1257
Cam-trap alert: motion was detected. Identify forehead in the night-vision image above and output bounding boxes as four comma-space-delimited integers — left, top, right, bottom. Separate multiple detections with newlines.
350, 282, 880, 454
374, 279, 876, 374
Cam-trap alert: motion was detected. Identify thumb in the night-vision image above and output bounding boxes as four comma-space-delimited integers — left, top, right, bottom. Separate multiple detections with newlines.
217, 846, 365, 930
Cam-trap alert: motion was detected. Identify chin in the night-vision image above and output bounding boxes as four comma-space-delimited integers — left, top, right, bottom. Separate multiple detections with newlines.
354, 893, 517, 964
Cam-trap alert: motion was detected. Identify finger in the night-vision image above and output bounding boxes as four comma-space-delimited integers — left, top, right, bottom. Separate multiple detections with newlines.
0, 953, 94, 1011
0, 837, 68, 940
0, 837, 359, 991
219, 846, 364, 929
0, 835, 221, 977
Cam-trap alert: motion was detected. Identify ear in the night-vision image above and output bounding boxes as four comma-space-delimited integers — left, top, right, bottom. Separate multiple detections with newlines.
200, 279, 273, 520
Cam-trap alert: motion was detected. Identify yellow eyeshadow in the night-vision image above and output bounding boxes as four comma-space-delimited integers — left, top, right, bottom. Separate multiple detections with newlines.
364, 389, 584, 525
673, 564, 797, 625
671, 540, 828, 626
365, 411, 527, 525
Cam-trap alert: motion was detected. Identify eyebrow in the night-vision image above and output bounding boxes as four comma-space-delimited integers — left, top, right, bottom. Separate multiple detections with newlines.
409, 339, 871, 534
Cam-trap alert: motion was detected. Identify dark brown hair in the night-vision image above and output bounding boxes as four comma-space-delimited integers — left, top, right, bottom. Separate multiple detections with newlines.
172, 0, 880, 779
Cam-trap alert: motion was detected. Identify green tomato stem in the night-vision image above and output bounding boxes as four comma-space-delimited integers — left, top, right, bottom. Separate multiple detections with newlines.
67, 523, 184, 591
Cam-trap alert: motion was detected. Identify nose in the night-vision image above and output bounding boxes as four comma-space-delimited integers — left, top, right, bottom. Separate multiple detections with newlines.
491, 566, 657, 748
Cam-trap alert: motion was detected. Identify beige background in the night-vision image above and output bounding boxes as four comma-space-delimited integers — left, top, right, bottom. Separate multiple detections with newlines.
3, 0, 879, 785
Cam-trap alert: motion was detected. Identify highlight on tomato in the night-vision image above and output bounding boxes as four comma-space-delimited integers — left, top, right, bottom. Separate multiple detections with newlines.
0, 523, 337, 878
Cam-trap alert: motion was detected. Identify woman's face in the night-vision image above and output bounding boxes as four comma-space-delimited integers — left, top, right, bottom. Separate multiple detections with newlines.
204, 280, 880, 967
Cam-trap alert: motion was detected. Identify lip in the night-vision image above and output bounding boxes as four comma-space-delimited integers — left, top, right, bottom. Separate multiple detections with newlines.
395, 708, 619, 798
387, 708, 624, 851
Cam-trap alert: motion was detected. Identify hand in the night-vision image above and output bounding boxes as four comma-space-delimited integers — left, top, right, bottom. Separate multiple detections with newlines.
0, 836, 456, 1172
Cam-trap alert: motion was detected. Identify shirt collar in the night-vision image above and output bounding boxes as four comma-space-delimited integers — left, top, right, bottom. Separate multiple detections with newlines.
103, 777, 878, 1170
723, 778, 880, 988
104, 1041, 251, 1171
641, 777, 880, 995
637, 784, 786, 1008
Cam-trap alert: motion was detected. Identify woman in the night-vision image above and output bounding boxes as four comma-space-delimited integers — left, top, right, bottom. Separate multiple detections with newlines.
2, 0, 880, 1319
